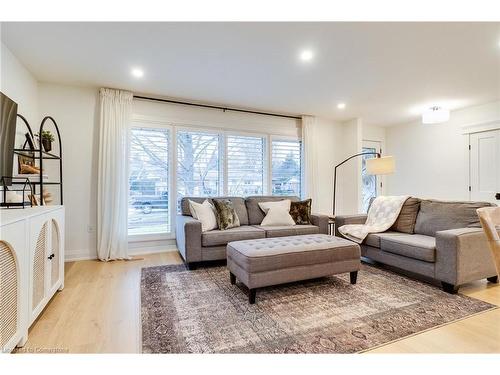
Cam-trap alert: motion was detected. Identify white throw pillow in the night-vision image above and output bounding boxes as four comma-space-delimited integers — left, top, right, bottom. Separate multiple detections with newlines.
188, 199, 218, 232
260, 207, 296, 227
258, 199, 291, 213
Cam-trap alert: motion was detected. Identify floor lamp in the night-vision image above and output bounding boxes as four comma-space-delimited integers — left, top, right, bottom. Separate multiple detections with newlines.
332, 153, 395, 217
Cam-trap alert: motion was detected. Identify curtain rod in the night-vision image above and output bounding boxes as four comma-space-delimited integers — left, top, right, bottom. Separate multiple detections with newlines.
133, 95, 302, 120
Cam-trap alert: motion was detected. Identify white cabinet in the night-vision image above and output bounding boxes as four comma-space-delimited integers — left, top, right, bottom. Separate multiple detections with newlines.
0, 206, 65, 353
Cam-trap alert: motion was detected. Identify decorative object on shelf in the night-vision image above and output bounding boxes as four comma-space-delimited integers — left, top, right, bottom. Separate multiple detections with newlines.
19, 160, 41, 174
42, 189, 53, 205
24, 132, 35, 150
332, 153, 395, 217
35, 130, 56, 152
0, 177, 34, 208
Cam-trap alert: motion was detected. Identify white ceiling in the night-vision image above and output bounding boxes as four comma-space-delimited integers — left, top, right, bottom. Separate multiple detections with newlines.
2, 22, 499, 126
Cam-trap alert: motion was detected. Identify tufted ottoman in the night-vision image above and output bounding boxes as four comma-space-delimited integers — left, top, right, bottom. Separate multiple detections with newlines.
226, 234, 361, 304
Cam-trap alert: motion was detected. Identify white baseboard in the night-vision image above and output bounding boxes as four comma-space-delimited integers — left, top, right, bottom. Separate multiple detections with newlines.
65, 243, 179, 262
65, 249, 97, 262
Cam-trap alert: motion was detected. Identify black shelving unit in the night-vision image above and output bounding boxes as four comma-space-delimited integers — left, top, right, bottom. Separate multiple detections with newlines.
9, 114, 63, 206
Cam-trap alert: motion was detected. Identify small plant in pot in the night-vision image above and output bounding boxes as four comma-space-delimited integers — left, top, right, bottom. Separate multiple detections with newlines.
36, 130, 56, 152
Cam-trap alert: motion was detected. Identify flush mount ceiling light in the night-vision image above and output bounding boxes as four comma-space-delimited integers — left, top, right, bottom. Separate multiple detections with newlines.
299, 50, 314, 62
131, 68, 144, 78
337, 102, 346, 110
422, 106, 450, 124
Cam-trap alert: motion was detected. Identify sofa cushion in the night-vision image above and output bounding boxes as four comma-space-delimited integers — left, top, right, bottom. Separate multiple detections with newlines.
245, 196, 299, 225
390, 197, 421, 234
380, 234, 436, 263
290, 198, 312, 225
363, 231, 401, 248
181, 197, 249, 225
253, 224, 319, 238
414, 199, 494, 236
202, 226, 265, 247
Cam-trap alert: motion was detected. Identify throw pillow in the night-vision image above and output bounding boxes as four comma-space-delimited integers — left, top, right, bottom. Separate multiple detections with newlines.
212, 199, 241, 230
261, 207, 296, 226
290, 199, 312, 225
258, 199, 291, 213
390, 197, 421, 234
188, 199, 218, 232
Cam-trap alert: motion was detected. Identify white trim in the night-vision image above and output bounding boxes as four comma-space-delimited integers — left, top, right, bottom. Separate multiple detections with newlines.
65, 249, 96, 262
461, 119, 500, 134
128, 233, 175, 243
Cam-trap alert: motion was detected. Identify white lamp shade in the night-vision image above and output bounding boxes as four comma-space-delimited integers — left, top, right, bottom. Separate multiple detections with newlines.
366, 156, 395, 175
422, 107, 450, 124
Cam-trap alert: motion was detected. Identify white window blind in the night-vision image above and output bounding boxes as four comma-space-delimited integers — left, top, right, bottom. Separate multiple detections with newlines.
177, 130, 221, 208
227, 135, 265, 196
271, 139, 302, 196
128, 127, 170, 235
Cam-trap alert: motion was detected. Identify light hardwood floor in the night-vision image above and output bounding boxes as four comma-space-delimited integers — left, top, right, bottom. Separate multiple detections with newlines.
16, 251, 500, 353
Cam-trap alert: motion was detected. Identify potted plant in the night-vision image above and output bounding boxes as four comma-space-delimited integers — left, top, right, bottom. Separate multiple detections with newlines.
36, 130, 56, 152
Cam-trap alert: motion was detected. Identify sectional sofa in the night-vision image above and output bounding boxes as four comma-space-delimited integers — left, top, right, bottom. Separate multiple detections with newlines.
176, 195, 329, 269
336, 198, 498, 293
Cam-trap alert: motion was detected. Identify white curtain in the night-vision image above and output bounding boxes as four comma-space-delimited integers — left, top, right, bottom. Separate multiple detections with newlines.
97, 88, 132, 261
302, 115, 319, 212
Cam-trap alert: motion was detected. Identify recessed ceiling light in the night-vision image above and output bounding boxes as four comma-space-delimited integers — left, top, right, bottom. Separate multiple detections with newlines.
299, 50, 314, 62
337, 102, 346, 110
131, 68, 144, 78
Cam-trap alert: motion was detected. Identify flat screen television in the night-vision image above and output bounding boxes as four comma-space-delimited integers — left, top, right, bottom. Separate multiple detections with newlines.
0, 92, 18, 182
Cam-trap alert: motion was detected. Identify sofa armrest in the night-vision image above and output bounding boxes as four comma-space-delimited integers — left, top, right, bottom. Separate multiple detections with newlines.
175, 215, 202, 263
334, 214, 367, 236
311, 214, 329, 234
435, 227, 496, 286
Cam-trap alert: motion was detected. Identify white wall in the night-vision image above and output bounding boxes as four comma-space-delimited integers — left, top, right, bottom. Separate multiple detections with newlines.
386, 101, 500, 200
0, 42, 38, 127
334, 118, 362, 215
38, 83, 99, 260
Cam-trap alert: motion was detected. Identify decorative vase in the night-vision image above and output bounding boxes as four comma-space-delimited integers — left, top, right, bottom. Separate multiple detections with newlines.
42, 139, 52, 152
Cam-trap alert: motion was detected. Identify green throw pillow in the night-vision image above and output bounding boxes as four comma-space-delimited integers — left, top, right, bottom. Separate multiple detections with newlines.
290, 199, 312, 225
212, 199, 241, 230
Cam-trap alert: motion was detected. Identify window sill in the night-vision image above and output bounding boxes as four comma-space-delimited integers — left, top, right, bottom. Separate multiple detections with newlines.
128, 232, 175, 243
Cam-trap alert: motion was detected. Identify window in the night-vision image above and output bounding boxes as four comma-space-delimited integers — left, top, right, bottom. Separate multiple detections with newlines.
361, 141, 381, 213
128, 127, 170, 235
271, 139, 302, 196
176, 130, 221, 208
227, 135, 265, 196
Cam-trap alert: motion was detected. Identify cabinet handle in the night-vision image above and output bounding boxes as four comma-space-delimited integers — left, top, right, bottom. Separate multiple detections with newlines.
47, 254, 55, 260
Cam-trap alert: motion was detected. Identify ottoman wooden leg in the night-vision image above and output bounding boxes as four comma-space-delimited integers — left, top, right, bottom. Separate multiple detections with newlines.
249, 289, 256, 304
230, 272, 236, 285
350, 271, 358, 285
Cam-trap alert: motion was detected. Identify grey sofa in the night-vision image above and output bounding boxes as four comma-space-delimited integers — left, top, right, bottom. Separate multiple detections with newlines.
176, 195, 329, 269
336, 198, 498, 293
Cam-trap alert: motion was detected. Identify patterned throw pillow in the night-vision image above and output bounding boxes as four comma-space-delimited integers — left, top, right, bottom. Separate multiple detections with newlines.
290, 199, 312, 225
212, 199, 241, 230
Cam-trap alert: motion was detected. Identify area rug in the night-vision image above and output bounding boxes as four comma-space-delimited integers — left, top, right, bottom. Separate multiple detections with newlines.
141, 263, 495, 353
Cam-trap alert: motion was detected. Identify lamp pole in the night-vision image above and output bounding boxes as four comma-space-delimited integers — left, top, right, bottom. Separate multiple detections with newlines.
332, 152, 380, 218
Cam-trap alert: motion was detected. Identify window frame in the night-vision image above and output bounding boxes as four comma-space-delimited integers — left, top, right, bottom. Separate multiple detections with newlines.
128, 118, 175, 242
270, 135, 304, 199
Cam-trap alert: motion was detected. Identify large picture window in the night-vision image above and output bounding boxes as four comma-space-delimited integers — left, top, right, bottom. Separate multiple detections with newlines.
128, 123, 304, 238
128, 127, 170, 235
176, 130, 221, 207
271, 139, 302, 196
227, 135, 265, 196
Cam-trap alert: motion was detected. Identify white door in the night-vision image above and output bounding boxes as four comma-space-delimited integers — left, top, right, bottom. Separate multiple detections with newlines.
470, 130, 500, 204
361, 140, 382, 213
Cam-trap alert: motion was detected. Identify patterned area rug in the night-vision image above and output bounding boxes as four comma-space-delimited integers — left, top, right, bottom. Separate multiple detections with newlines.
141, 263, 495, 353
